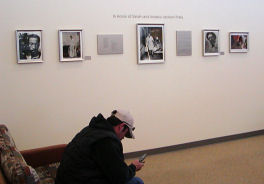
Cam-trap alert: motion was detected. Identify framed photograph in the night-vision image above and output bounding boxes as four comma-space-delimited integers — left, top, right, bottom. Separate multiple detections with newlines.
203, 29, 219, 56
16, 30, 43, 63
59, 30, 83, 62
137, 24, 164, 64
229, 32, 248, 53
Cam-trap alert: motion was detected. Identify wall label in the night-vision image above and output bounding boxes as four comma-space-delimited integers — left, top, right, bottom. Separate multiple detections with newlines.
113, 14, 183, 20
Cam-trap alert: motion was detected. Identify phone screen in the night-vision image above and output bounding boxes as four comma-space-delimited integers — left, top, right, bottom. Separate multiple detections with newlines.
139, 153, 147, 162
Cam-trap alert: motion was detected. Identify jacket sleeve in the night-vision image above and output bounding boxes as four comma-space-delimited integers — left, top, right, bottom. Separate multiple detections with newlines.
91, 138, 136, 184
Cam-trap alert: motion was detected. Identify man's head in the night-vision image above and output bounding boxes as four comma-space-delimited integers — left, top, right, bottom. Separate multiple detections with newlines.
28, 34, 40, 51
107, 110, 135, 140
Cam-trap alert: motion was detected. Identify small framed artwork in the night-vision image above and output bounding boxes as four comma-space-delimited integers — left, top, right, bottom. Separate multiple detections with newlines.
59, 29, 83, 62
16, 30, 43, 63
229, 32, 249, 53
137, 24, 165, 64
203, 29, 219, 56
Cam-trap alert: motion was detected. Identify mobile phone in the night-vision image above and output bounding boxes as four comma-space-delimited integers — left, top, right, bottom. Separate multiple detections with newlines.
138, 153, 147, 163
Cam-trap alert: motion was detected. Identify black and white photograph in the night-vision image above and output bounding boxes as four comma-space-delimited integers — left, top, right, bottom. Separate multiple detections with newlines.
16, 30, 43, 63
229, 32, 249, 53
137, 24, 164, 64
59, 30, 83, 62
203, 29, 219, 56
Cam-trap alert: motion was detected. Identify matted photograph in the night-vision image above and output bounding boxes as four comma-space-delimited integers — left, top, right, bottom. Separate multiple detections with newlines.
59, 30, 83, 62
16, 30, 43, 63
229, 32, 248, 53
137, 24, 164, 64
203, 29, 219, 56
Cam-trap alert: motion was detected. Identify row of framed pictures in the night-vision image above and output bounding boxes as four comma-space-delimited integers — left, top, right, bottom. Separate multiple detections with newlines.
203, 30, 248, 55
137, 25, 248, 64
16, 30, 83, 63
15, 24, 249, 64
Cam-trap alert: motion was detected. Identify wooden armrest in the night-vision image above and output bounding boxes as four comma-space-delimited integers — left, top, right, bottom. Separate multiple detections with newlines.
21, 144, 67, 168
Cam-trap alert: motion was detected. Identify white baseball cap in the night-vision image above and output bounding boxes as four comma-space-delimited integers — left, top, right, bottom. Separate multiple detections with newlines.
112, 109, 135, 139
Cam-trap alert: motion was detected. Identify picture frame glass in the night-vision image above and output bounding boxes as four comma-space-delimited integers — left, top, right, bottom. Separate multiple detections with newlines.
203, 30, 219, 56
137, 24, 164, 64
16, 30, 43, 63
230, 32, 248, 53
59, 30, 83, 61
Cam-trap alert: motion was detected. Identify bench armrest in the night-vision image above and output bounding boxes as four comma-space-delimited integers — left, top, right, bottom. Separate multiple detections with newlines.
21, 144, 67, 168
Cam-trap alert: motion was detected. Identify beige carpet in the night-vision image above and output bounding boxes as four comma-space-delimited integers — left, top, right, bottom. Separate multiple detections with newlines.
126, 135, 264, 184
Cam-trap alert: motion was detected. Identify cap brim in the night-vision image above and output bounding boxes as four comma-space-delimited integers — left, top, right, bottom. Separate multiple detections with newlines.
125, 127, 135, 139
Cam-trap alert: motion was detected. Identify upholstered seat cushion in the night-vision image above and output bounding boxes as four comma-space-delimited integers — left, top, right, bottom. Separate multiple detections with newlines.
35, 162, 60, 184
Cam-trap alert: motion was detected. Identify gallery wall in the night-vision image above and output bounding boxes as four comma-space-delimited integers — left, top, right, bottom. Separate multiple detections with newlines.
1, 0, 264, 152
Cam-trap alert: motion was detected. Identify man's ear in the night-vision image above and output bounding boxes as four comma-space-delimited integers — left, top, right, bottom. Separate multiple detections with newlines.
120, 123, 126, 132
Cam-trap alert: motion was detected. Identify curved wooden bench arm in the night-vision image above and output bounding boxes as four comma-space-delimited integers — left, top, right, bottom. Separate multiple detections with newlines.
21, 144, 67, 168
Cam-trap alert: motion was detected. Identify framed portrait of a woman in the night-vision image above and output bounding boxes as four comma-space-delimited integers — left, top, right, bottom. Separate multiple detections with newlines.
203, 29, 219, 56
59, 29, 83, 62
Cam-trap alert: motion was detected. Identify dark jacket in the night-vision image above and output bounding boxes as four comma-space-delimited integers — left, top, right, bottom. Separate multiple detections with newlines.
55, 114, 136, 184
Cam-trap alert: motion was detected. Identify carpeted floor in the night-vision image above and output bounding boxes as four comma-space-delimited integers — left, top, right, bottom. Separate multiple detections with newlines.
126, 135, 264, 184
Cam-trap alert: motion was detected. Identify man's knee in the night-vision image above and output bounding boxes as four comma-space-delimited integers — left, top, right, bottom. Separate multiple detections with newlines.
126, 176, 144, 184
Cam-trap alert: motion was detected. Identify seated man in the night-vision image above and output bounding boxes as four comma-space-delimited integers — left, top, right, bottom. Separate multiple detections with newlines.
56, 110, 144, 184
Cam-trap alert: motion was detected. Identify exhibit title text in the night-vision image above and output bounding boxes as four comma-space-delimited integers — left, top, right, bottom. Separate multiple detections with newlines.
113, 14, 183, 20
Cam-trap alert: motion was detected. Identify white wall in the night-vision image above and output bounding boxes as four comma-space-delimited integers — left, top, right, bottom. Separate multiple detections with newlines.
0, 0, 264, 152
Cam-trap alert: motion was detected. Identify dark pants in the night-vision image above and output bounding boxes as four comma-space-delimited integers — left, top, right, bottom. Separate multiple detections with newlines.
126, 177, 144, 184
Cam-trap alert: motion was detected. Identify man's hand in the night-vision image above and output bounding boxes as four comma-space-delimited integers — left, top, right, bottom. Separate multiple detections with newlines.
131, 160, 144, 171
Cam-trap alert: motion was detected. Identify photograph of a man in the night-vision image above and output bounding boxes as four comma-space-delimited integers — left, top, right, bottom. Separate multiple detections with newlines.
16, 30, 42, 63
